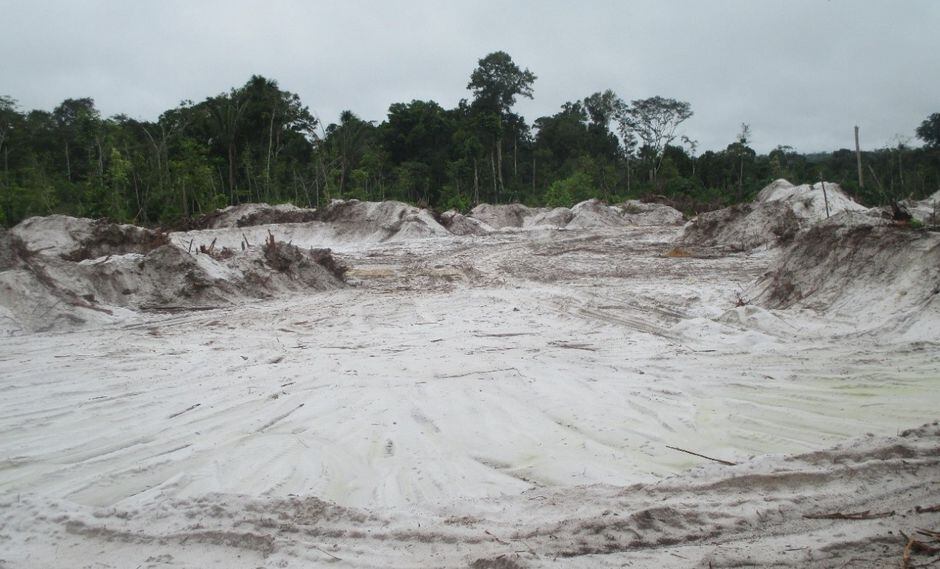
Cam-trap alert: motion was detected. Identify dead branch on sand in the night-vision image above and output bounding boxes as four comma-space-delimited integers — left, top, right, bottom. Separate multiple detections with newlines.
803, 510, 895, 520
665, 445, 737, 466
900, 530, 940, 569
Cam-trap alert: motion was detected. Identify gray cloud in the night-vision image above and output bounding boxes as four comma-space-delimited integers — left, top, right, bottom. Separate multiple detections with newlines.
2, 0, 937, 153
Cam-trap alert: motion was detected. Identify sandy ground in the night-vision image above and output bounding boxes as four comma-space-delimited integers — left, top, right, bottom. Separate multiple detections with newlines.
1, 221, 939, 568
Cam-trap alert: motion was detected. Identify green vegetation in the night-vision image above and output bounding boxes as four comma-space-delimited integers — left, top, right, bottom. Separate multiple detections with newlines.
1, 53, 938, 227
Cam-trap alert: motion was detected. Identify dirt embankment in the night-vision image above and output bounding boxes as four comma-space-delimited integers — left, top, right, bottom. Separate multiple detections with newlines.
752, 223, 939, 333
678, 201, 801, 251
0, 216, 346, 335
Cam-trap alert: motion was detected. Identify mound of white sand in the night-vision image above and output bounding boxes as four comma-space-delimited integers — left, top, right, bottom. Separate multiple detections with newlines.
680, 179, 869, 250
566, 199, 629, 228
172, 199, 451, 253
469, 203, 543, 228
678, 201, 800, 250
438, 209, 494, 236
314, 199, 451, 240
9, 215, 169, 262
756, 179, 867, 221
8, 214, 97, 257
468, 200, 683, 231
0, 217, 346, 335
903, 189, 940, 225
619, 200, 685, 225
194, 202, 319, 229
525, 207, 574, 228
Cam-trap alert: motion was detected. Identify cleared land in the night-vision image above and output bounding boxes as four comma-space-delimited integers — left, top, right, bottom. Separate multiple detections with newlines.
1, 184, 939, 568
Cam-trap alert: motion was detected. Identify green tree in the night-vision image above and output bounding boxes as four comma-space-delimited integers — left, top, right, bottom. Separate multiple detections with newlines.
467, 51, 536, 202
617, 96, 693, 182
916, 113, 940, 148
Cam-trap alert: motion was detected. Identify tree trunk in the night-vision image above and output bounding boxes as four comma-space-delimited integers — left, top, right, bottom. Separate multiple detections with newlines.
490, 149, 498, 203
854, 126, 864, 190
181, 178, 188, 217
496, 139, 505, 200
531, 156, 536, 196
65, 142, 72, 182
626, 156, 632, 194
898, 148, 904, 189
228, 143, 236, 203
266, 103, 276, 197
96, 137, 104, 180
513, 134, 518, 180
473, 158, 480, 205
132, 172, 144, 223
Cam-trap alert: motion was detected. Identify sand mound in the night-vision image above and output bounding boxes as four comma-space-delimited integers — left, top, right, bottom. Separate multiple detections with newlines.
438, 210, 494, 236
469, 203, 544, 229
566, 199, 629, 228
679, 179, 869, 250
468, 200, 683, 231
756, 179, 867, 221
0, 216, 347, 335
171, 200, 452, 253
565, 199, 684, 228
619, 200, 685, 225
902, 189, 940, 226
678, 201, 800, 250
192, 203, 319, 229
315, 199, 450, 240
753, 223, 940, 332
525, 207, 574, 228
9, 216, 168, 261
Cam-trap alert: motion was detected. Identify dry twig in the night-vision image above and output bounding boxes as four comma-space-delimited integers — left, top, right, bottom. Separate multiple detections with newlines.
803, 510, 895, 520
665, 445, 737, 466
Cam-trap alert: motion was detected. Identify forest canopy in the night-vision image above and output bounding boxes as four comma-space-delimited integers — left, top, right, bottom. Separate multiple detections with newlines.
0, 52, 937, 227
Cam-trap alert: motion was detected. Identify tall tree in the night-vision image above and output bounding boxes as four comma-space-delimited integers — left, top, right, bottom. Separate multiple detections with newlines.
617, 96, 692, 182
467, 51, 536, 201
916, 113, 940, 148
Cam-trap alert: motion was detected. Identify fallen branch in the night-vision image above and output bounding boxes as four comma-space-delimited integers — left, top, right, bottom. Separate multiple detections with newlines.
902, 535, 914, 569
803, 510, 895, 520
139, 305, 224, 312
918, 529, 940, 541
916, 505, 940, 514
168, 403, 201, 419
665, 445, 737, 466
901, 531, 940, 569
310, 544, 342, 561
485, 529, 509, 545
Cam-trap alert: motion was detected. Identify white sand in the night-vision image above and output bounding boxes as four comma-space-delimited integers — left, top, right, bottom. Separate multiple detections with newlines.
1, 211, 938, 567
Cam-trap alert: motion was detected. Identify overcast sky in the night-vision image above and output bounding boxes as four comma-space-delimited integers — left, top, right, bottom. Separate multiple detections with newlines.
2, 0, 938, 153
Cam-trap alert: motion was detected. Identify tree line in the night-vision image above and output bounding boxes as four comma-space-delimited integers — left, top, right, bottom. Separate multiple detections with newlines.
1, 51, 939, 227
